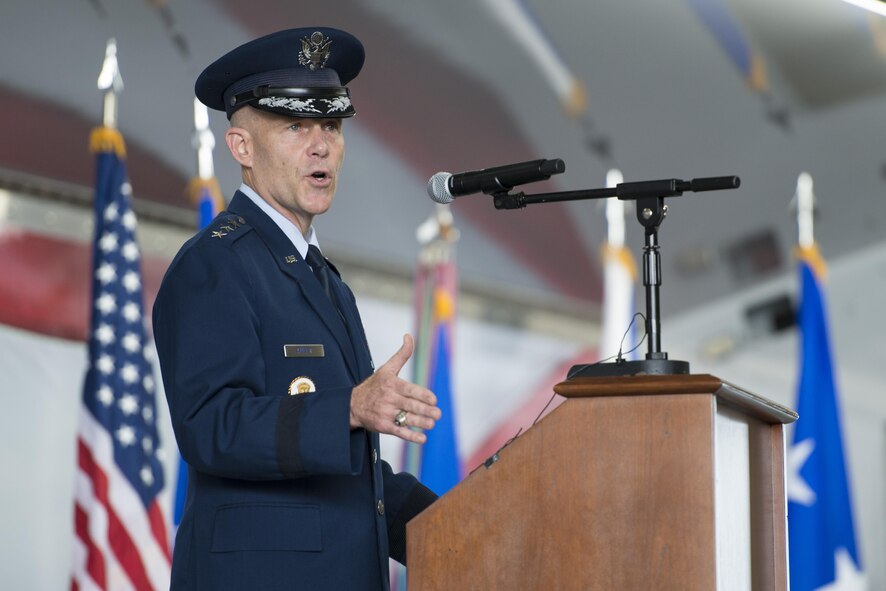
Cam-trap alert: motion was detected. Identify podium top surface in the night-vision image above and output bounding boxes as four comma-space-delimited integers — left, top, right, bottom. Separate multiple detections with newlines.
554, 373, 798, 425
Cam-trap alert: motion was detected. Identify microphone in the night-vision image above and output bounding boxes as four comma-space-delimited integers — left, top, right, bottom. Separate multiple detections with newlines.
428, 158, 565, 204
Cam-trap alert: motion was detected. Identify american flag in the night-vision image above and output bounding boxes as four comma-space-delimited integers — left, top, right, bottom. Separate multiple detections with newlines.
71, 127, 171, 590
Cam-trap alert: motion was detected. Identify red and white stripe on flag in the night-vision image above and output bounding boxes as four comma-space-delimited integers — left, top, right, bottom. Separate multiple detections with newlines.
72, 411, 171, 591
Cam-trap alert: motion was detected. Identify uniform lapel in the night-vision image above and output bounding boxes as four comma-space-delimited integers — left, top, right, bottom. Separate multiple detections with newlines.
326, 268, 374, 380
227, 192, 360, 381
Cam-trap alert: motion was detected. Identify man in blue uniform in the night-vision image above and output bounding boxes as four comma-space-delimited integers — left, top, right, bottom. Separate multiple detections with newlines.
152, 27, 441, 590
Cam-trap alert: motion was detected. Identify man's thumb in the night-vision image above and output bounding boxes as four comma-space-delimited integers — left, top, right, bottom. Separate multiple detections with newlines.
382, 334, 413, 374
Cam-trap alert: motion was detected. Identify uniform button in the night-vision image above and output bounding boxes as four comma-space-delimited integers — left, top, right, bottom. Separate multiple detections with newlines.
372, 448, 378, 464
377, 500, 385, 516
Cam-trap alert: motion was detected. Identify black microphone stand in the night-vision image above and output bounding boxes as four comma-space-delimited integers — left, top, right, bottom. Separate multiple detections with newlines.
492, 176, 740, 378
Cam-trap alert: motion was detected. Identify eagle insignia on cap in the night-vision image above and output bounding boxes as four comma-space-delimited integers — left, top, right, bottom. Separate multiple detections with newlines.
299, 31, 332, 71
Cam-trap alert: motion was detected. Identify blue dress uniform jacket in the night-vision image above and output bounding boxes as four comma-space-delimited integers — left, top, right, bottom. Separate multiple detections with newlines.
153, 191, 436, 591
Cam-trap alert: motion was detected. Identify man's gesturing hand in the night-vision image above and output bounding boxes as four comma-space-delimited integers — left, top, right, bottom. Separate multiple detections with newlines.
350, 334, 441, 444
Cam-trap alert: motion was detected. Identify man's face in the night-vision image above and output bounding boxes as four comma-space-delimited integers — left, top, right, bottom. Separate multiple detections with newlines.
238, 111, 345, 234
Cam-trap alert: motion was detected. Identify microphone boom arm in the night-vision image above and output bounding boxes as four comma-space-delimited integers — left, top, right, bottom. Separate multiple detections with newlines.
491, 175, 741, 377
491, 176, 740, 211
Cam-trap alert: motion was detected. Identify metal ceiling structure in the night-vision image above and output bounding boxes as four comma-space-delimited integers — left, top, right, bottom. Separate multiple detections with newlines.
3, 0, 884, 319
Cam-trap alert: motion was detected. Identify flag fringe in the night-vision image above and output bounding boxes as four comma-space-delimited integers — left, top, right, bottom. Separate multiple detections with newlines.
746, 54, 768, 92
601, 243, 638, 281
562, 81, 588, 119
433, 289, 455, 322
89, 127, 127, 157
186, 176, 225, 211
795, 244, 828, 281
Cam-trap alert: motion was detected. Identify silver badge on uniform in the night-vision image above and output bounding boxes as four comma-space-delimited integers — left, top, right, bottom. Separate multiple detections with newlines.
284, 344, 325, 358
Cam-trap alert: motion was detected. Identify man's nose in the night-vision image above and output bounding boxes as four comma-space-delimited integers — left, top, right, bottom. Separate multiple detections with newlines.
307, 125, 329, 157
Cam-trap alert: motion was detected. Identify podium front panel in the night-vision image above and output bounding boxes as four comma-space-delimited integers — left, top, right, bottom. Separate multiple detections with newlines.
407, 376, 791, 590
408, 393, 719, 590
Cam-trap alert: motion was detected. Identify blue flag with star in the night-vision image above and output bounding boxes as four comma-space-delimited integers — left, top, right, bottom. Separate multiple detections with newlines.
787, 247, 865, 590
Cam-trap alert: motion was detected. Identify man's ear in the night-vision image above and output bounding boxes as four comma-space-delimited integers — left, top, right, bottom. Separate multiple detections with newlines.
225, 126, 253, 168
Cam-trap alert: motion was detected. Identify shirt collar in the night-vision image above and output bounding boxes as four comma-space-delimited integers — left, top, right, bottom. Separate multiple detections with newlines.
238, 183, 320, 259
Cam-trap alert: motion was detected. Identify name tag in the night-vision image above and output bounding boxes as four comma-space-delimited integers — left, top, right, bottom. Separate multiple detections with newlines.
284, 344, 325, 358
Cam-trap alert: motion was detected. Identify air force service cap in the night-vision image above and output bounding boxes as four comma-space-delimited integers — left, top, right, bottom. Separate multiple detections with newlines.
195, 27, 364, 120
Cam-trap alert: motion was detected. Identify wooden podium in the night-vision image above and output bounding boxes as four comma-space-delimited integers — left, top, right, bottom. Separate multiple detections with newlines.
406, 374, 797, 590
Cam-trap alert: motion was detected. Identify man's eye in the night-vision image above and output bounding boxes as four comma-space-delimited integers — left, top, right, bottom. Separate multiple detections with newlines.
289, 123, 302, 131
323, 121, 340, 132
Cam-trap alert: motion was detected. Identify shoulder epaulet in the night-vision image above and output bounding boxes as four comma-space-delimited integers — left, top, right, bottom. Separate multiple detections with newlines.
207, 213, 251, 241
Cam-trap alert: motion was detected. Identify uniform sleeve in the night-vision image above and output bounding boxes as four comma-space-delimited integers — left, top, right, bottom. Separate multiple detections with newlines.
380, 460, 438, 565
153, 239, 364, 481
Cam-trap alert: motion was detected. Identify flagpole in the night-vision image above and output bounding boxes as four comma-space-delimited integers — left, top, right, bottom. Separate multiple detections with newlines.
97, 39, 123, 129
193, 99, 215, 180
793, 172, 827, 279
187, 98, 224, 228
90, 39, 127, 158
605, 169, 625, 248
599, 169, 639, 362
73, 39, 171, 591
796, 172, 814, 249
